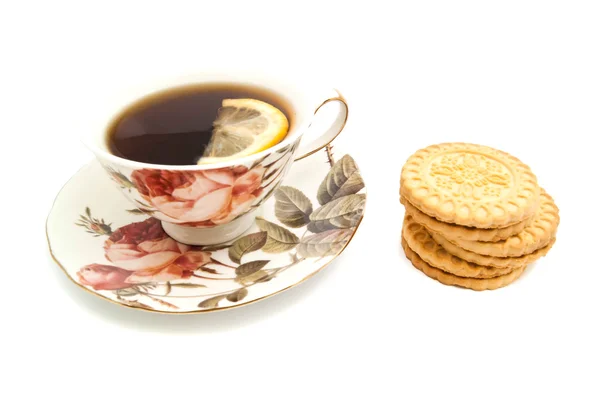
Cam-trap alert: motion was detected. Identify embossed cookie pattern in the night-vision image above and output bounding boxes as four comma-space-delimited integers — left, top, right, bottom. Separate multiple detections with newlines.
428, 152, 513, 201
400, 143, 540, 228
400, 142, 558, 290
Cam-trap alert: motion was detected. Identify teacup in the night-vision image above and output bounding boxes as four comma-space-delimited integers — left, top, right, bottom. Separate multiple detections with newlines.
84, 71, 348, 245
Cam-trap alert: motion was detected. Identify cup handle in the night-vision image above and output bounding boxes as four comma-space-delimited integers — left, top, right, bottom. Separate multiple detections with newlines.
294, 89, 349, 161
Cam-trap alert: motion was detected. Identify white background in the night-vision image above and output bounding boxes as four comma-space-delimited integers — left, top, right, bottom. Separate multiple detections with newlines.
2, 0, 599, 400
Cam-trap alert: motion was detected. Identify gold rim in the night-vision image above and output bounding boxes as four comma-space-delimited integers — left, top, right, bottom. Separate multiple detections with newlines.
294, 89, 349, 161
46, 160, 366, 315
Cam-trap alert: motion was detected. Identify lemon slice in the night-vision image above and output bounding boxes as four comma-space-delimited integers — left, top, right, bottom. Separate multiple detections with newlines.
198, 98, 289, 164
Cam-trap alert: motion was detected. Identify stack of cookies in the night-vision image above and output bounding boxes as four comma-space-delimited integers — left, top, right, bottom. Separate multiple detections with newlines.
400, 143, 559, 291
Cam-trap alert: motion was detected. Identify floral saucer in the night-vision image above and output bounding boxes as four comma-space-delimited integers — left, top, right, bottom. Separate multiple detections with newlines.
47, 143, 366, 313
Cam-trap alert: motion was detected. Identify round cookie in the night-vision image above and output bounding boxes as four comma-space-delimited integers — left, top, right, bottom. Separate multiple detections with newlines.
401, 196, 534, 242
400, 143, 540, 228
429, 230, 556, 269
402, 214, 516, 278
402, 238, 527, 291
450, 189, 559, 257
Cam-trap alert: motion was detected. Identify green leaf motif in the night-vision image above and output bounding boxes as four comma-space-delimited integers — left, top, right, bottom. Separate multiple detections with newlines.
198, 295, 226, 309
308, 194, 365, 233
115, 288, 138, 298
263, 169, 279, 182
236, 260, 269, 277
126, 208, 150, 215
228, 232, 268, 264
276, 144, 292, 154
198, 266, 220, 275
226, 288, 249, 302
250, 154, 269, 170
136, 199, 153, 209
200, 243, 231, 252
170, 283, 208, 288
256, 217, 299, 253
235, 270, 271, 285
122, 299, 154, 309
274, 186, 313, 228
151, 298, 178, 310
297, 229, 353, 258
317, 155, 365, 205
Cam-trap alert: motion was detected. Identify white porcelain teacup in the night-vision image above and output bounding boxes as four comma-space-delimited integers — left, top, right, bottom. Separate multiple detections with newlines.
84, 71, 348, 245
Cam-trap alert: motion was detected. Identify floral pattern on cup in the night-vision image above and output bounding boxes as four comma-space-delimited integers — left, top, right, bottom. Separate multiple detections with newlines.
74, 149, 366, 312
101, 143, 297, 228
131, 166, 265, 226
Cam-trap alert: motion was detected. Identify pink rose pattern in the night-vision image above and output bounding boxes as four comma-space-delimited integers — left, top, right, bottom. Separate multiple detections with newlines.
131, 165, 266, 227
77, 264, 132, 291
71, 151, 365, 311
77, 218, 211, 290
81, 158, 283, 295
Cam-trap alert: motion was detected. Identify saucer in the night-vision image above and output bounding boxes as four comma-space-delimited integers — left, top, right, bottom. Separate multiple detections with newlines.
47, 142, 366, 313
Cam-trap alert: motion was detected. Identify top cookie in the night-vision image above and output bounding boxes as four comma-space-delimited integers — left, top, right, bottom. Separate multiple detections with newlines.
400, 143, 540, 228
